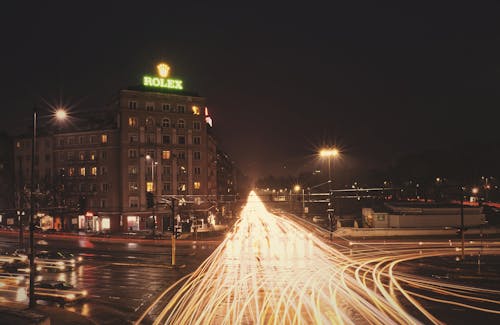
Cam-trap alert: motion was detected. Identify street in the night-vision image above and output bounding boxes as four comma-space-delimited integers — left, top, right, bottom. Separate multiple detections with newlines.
0, 235, 220, 324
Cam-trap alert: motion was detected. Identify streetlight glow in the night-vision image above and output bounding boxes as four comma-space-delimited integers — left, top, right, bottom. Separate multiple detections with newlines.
320, 148, 339, 157
54, 108, 67, 120
293, 184, 301, 192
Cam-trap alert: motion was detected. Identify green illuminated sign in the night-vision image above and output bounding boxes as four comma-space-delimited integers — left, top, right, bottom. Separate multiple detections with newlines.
143, 76, 183, 90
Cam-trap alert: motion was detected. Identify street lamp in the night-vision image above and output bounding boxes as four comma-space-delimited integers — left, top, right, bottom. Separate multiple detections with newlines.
145, 155, 158, 235
293, 184, 305, 216
319, 148, 339, 240
29, 107, 67, 308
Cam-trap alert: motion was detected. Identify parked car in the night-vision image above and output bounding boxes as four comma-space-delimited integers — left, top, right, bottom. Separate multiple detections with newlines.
34, 280, 87, 305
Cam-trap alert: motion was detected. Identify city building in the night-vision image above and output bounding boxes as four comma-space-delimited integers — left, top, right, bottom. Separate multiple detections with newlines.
12, 63, 217, 233
362, 202, 486, 228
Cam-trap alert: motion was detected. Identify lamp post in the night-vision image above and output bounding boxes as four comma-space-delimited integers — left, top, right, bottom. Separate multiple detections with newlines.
320, 148, 339, 240
29, 107, 67, 309
293, 184, 303, 216
145, 155, 158, 236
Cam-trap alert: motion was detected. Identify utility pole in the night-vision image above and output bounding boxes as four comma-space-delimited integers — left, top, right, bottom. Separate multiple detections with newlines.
29, 108, 37, 309
460, 186, 465, 260
171, 197, 176, 266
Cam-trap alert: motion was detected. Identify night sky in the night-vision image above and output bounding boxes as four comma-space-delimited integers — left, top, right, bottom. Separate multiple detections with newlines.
2, 1, 499, 180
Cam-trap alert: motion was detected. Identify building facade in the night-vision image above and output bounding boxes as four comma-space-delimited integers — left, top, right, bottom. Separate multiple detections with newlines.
13, 67, 217, 233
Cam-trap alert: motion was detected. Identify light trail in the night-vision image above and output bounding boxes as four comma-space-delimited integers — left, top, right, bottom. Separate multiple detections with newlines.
155, 191, 500, 324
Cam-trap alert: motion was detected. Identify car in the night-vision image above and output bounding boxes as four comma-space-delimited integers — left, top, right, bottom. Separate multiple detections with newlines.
34, 280, 87, 305
35, 251, 83, 272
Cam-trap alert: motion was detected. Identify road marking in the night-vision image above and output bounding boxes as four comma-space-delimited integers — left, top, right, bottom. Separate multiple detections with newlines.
111, 262, 186, 269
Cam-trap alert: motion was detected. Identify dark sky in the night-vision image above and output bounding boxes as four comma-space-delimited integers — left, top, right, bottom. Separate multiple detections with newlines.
2, 1, 499, 180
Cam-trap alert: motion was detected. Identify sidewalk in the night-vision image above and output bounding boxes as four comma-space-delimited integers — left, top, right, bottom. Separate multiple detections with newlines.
0, 303, 95, 325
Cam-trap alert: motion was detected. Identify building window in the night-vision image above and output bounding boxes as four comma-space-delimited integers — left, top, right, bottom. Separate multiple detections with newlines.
58, 139, 66, 146
194, 167, 201, 175
146, 117, 155, 127
192, 105, 200, 115
194, 182, 201, 190
128, 117, 138, 128
79, 183, 86, 192
193, 136, 201, 145
146, 102, 154, 111
162, 135, 170, 145
79, 152, 85, 160
162, 118, 170, 128
90, 135, 97, 144
193, 121, 201, 130
100, 199, 107, 208
68, 137, 75, 145
102, 183, 109, 192
177, 151, 186, 160
101, 134, 108, 144
177, 119, 185, 128
162, 150, 171, 160
177, 105, 186, 113
128, 101, 137, 109
128, 149, 138, 158
163, 183, 171, 193
100, 151, 107, 160
91, 167, 97, 176
128, 166, 137, 176
67, 152, 74, 160
193, 151, 201, 160
90, 184, 98, 192
146, 182, 153, 192
68, 167, 75, 176
178, 136, 185, 145
162, 103, 170, 112
129, 197, 139, 208
90, 152, 96, 160
16, 141, 21, 148
80, 167, 86, 176
100, 166, 108, 176
79, 136, 85, 144
129, 134, 138, 143
147, 134, 155, 144
129, 182, 138, 192
162, 166, 171, 179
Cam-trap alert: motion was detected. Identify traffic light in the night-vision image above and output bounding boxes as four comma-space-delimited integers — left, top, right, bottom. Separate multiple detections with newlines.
146, 191, 154, 208
175, 226, 181, 239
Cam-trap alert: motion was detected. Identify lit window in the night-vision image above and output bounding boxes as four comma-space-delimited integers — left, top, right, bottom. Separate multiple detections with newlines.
146, 182, 153, 192
90, 152, 96, 160
129, 182, 138, 192
162, 150, 171, 160
68, 167, 75, 176
177, 119, 185, 128
194, 182, 201, 190
128, 117, 138, 127
16, 141, 21, 148
192, 106, 200, 115
91, 167, 97, 176
179, 183, 186, 192
79, 152, 85, 160
101, 134, 108, 144
80, 167, 86, 176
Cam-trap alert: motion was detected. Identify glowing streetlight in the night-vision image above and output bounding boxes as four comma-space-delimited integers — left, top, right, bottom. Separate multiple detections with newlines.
28, 107, 67, 309
319, 147, 340, 240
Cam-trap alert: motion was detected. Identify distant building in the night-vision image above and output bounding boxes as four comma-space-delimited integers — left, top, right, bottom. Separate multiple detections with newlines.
12, 63, 217, 233
362, 202, 486, 228
0, 133, 15, 226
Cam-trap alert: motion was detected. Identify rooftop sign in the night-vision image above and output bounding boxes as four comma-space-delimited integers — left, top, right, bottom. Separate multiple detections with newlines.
143, 62, 183, 90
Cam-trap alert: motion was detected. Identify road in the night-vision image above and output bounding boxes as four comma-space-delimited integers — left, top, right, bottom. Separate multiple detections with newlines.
0, 234, 220, 324
153, 191, 500, 324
